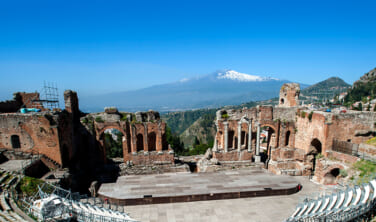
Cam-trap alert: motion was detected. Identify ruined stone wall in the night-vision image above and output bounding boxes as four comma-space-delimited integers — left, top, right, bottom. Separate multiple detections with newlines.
89, 110, 173, 165
212, 150, 253, 161
328, 111, 376, 145
214, 105, 297, 156
273, 107, 298, 122
295, 110, 376, 155
294, 111, 328, 153
0, 113, 62, 165
0, 92, 46, 113
278, 83, 300, 107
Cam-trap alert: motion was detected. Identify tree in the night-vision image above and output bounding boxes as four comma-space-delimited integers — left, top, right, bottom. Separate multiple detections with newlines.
358, 102, 363, 111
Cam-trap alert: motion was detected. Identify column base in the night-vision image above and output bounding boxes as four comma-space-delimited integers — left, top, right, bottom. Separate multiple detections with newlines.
254, 155, 261, 163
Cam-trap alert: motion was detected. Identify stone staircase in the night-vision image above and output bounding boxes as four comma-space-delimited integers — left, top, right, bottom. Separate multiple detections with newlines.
286, 179, 376, 221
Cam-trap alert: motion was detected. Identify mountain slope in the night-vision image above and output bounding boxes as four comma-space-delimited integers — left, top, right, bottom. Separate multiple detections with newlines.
80, 70, 293, 112
344, 68, 376, 105
300, 77, 350, 103
163, 76, 352, 147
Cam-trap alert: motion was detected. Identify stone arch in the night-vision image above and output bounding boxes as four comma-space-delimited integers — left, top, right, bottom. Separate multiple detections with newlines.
310, 138, 322, 154
260, 124, 276, 148
280, 98, 285, 104
148, 132, 156, 151
322, 165, 344, 184
285, 131, 291, 147
11, 135, 21, 149
97, 125, 126, 139
136, 134, 144, 152
98, 126, 126, 159
308, 138, 323, 175
228, 130, 234, 149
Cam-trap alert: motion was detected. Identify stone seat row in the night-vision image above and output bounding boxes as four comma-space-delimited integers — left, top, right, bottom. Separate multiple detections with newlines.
0, 191, 24, 222
286, 179, 376, 222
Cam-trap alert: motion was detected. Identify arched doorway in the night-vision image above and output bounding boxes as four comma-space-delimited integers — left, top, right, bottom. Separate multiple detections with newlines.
136, 134, 144, 152
228, 130, 234, 149
260, 126, 275, 162
311, 138, 322, 154
11, 135, 21, 149
103, 128, 124, 158
285, 131, 291, 147
308, 138, 322, 175
148, 132, 156, 151
323, 168, 340, 184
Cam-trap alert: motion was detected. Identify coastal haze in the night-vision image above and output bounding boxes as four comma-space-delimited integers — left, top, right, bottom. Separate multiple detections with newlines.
80, 70, 305, 112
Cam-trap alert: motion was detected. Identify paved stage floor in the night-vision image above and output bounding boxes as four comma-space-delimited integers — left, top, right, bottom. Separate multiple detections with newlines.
124, 176, 325, 222
98, 168, 299, 202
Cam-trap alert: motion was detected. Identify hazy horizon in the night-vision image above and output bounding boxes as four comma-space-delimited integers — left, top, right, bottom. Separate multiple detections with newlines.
1, 0, 376, 104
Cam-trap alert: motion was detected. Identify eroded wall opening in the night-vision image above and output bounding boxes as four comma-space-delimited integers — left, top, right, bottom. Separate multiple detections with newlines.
324, 168, 340, 184
11, 135, 21, 149
148, 132, 156, 151
285, 131, 291, 147
228, 130, 234, 149
136, 134, 144, 152
309, 138, 322, 174
103, 129, 124, 158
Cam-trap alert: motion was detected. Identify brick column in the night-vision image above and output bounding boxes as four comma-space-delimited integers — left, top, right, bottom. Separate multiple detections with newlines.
224, 122, 228, 153
237, 121, 242, 152
255, 122, 261, 162
143, 123, 148, 152
248, 120, 252, 152
156, 122, 163, 152
131, 125, 137, 154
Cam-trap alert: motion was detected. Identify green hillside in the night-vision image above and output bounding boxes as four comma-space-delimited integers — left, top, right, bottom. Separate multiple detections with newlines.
300, 77, 350, 103
344, 68, 376, 106
162, 76, 352, 150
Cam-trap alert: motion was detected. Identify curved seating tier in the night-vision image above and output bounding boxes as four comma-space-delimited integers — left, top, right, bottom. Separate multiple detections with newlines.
286, 179, 376, 222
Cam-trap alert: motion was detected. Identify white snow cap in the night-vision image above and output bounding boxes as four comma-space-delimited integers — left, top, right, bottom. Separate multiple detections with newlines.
217, 70, 278, 82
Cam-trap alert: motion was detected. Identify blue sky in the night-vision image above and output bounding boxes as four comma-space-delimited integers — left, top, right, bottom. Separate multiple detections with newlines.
1, 0, 376, 101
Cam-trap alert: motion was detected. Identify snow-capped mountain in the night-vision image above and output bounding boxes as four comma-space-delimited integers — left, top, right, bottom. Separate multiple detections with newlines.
80, 70, 303, 112
217, 70, 278, 82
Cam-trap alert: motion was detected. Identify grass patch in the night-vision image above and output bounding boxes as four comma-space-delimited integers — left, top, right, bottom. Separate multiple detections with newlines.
353, 160, 376, 184
366, 137, 376, 146
17, 176, 45, 196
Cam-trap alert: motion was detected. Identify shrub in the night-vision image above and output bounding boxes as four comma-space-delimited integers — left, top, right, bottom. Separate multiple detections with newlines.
81, 117, 88, 124
17, 176, 45, 196
300, 111, 307, 118
95, 116, 104, 123
308, 111, 313, 121
339, 169, 348, 177
316, 153, 324, 159
221, 113, 229, 119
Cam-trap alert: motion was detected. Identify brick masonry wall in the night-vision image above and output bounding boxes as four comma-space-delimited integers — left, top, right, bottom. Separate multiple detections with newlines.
124, 151, 174, 165
213, 150, 253, 161
0, 113, 62, 165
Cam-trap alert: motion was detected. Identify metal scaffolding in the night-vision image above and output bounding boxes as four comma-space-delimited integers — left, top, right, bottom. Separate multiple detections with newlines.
23, 183, 138, 222
39, 81, 59, 110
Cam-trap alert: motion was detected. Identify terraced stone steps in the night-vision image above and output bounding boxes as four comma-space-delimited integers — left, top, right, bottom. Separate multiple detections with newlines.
286, 179, 376, 221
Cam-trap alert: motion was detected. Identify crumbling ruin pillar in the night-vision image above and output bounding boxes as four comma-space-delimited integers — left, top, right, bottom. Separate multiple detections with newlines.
143, 123, 148, 152
248, 120, 252, 152
213, 122, 219, 152
131, 125, 137, 154
237, 121, 242, 152
255, 122, 261, 162
224, 122, 228, 153
156, 122, 163, 152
